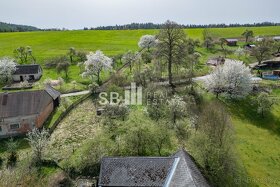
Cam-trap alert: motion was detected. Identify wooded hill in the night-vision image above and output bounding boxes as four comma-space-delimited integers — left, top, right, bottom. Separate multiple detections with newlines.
0, 21, 40, 32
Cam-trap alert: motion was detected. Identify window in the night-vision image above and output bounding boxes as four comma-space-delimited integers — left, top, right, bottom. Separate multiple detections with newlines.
10, 123, 20, 130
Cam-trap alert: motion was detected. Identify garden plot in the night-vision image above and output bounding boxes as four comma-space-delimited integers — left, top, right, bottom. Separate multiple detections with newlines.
47, 99, 99, 161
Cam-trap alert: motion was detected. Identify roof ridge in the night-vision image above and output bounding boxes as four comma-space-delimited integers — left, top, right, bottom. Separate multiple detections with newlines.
102, 156, 173, 159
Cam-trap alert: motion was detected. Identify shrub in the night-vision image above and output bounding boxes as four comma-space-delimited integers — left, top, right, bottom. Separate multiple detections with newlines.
20, 80, 30, 88
44, 56, 68, 69
0, 156, 3, 168
103, 103, 129, 121
7, 151, 17, 168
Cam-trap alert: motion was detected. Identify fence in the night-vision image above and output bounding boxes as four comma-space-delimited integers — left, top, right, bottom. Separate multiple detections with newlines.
48, 93, 92, 134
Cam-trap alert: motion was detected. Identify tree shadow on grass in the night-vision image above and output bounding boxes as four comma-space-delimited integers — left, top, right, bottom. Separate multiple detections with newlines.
0, 137, 29, 153
223, 97, 280, 136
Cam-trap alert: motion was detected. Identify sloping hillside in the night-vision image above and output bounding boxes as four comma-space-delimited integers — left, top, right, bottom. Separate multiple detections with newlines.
0, 21, 39, 32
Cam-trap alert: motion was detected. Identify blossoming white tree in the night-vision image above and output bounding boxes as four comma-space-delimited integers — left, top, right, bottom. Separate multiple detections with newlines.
205, 60, 252, 99
235, 47, 245, 59
0, 57, 16, 84
138, 35, 157, 51
168, 95, 187, 124
26, 128, 49, 165
82, 50, 112, 85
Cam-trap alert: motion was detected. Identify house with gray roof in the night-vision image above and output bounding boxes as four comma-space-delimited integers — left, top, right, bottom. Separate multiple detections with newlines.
98, 149, 210, 187
0, 86, 60, 138
12, 64, 42, 82
273, 36, 280, 41
225, 39, 238, 46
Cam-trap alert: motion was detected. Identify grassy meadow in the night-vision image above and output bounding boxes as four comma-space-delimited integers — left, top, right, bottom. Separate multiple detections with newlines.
1, 26, 280, 60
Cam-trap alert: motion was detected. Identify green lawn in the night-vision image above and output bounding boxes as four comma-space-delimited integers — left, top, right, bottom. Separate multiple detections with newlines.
224, 94, 280, 187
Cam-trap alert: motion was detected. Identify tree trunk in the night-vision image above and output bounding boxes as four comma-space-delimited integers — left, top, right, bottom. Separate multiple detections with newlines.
97, 71, 101, 85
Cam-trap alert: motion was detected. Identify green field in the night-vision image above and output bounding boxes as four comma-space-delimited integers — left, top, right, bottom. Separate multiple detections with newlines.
0, 26, 279, 84
1, 26, 280, 61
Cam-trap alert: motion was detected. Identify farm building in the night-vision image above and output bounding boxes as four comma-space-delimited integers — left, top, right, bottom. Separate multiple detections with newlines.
273, 70, 280, 76
98, 149, 210, 187
255, 57, 280, 69
244, 44, 256, 50
0, 86, 60, 138
206, 57, 240, 67
273, 36, 280, 41
225, 39, 238, 46
206, 57, 225, 66
12, 64, 43, 82
255, 37, 264, 42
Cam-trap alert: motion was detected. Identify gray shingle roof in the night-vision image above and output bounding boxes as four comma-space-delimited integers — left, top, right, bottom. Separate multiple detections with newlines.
45, 86, 61, 100
0, 88, 60, 118
98, 149, 210, 187
170, 149, 210, 187
99, 157, 176, 187
226, 39, 238, 42
14, 64, 41, 75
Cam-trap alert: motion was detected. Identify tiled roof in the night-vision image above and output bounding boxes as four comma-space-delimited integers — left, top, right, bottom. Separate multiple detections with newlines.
99, 157, 175, 187
14, 64, 41, 75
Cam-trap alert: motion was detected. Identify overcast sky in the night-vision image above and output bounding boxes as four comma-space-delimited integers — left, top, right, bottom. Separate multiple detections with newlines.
0, 0, 279, 29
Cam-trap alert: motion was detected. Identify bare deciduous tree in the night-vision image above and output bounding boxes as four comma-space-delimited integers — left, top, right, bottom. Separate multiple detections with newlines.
242, 30, 254, 43
251, 38, 272, 64
156, 20, 189, 90
257, 92, 274, 118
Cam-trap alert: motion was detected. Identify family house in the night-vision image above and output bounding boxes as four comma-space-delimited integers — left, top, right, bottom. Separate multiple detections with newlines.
98, 149, 210, 187
12, 64, 43, 82
0, 86, 60, 138
244, 44, 256, 50
225, 39, 238, 46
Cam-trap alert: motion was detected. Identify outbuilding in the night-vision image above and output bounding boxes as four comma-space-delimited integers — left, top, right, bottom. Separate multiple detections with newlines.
0, 86, 60, 138
12, 64, 43, 82
225, 39, 238, 46
273, 36, 280, 41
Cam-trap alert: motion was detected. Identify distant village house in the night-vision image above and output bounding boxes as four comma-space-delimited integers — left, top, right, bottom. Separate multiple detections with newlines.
206, 57, 225, 66
244, 44, 256, 50
0, 86, 60, 138
12, 64, 43, 82
225, 39, 238, 46
273, 36, 280, 42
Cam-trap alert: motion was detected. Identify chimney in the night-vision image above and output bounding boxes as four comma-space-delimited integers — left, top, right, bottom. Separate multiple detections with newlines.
2, 92, 8, 106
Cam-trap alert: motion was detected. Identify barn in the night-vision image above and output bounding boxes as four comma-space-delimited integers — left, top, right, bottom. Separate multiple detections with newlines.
225, 39, 238, 46
12, 64, 43, 82
0, 86, 60, 138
